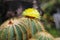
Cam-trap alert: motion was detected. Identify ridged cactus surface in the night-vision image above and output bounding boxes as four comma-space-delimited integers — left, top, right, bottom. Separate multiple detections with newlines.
0, 17, 45, 40
29, 31, 55, 40
0, 18, 28, 40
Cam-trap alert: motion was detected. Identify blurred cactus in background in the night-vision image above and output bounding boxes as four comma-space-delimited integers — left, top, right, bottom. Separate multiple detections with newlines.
29, 32, 55, 40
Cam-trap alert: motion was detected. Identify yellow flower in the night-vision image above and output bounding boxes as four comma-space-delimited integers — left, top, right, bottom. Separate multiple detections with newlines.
22, 8, 40, 19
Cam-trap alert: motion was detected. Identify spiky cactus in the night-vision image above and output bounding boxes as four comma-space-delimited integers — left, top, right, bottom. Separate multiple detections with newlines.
29, 31, 55, 40
0, 8, 45, 40
0, 17, 29, 40
0, 17, 45, 40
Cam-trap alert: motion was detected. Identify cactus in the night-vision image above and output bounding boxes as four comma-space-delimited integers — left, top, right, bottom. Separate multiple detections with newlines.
0, 8, 54, 40
0, 17, 45, 40
29, 31, 55, 40
0, 17, 29, 40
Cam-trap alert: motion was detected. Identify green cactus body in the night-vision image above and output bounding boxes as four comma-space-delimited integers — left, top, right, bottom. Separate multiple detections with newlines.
19, 17, 45, 36
29, 31, 55, 40
0, 18, 28, 40
0, 17, 45, 40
